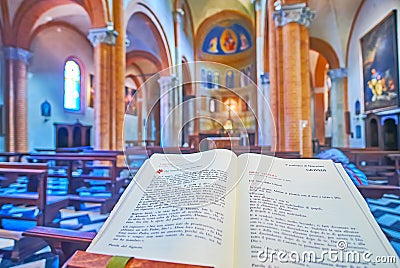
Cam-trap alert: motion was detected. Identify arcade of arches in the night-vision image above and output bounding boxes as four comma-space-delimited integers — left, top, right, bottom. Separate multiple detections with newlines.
0, 0, 400, 156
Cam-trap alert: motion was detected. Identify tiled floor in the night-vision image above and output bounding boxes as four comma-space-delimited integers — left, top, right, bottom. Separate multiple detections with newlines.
367, 194, 400, 256
0, 172, 400, 265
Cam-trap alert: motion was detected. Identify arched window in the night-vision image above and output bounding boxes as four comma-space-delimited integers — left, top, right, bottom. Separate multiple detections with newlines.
64, 59, 82, 112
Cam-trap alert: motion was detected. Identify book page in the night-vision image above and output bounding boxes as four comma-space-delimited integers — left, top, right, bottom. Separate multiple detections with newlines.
234, 154, 399, 267
88, 149, 238, 268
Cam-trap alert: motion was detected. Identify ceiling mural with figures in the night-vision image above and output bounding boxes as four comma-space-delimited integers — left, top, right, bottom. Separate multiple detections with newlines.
202, 23, 252, 55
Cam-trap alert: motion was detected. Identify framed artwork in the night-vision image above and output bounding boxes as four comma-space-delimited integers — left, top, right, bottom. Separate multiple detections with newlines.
125, 87, 137, 116
361, 10, 399, 112
89, 74, 95, 108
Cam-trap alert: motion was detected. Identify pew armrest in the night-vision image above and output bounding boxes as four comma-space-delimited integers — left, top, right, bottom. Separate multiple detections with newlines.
0, 229, 23, 241
23, 226, 96, 244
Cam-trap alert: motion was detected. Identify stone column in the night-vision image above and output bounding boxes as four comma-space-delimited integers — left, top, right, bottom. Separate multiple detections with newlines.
173, 9, 184, 146
3, 47, 32, 152
254, 0, 267, 145
268, 0, 279, 150
276, 26, 285, 150
254, 0, 263, 83
258, 74, 271, 146
300, 22, 313, 157
328, 68, 349, 147
113, 0, 125, 151
158, 76, 179, 147
313, 87, 326, 144
88, 24, 117, 150
273, 2, 314, 155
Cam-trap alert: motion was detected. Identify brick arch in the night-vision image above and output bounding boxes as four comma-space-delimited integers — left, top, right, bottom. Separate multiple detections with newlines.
126, 50, 163, 72
126, 74, 142, 89
81, 0, 109, 28
127, 12, 170, 71
314, 54, 328, 88
313, 54, 329, 146
127, 63, 148, 86
309, 37, 340, 69
125, 3, 172, 70
181, 56, 193, 96
12, 0, 107, 49
29, 22, 92, 49
174, 0, 195, 43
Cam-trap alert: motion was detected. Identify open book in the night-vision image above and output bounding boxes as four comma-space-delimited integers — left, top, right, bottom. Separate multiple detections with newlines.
87, 149, 399, 267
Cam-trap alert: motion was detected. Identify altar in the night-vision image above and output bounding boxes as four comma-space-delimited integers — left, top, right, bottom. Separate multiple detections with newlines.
206, 137, 241, 150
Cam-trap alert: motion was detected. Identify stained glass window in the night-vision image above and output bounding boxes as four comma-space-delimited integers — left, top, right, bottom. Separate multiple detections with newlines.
64, 59, 81, 111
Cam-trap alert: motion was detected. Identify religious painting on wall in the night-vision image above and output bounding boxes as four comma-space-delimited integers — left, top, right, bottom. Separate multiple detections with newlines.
88, 74, 95, 108
125, 87, 137, 116
202, 23, 252, 55
361, 10, 399, 112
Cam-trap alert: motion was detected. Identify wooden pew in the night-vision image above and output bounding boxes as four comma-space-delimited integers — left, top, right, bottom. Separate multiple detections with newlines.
0, 162, 69, 226
23, 227, 210, 267
0, 229, 48, 262
0, 152, 30, 162
326, 148, 399, 185
386, 153, 400, 186
64, 251, 211, 268
24, 226, 95, 264
357, 185, 400, 199
146, 146, 195, 155
123, 147, 149, 173
232, 146, 301, 158
336, 148, 397, 167
27, 151, 125, 214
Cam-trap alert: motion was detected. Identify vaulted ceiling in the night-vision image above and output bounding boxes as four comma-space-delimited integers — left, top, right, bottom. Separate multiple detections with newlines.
0, 0, 364, 66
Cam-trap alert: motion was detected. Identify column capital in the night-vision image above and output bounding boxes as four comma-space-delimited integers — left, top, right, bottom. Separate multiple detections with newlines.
252, 0, 262, 11
173, 8, 184, 24
158, 75, 177, 89
3, 47, 32, 64
88, 23, 118, 46
328, 68, 348, 80
273, 3, 315, 28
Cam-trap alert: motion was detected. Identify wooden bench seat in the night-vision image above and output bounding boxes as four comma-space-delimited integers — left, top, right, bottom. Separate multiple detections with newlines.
0, 193, 67, 204
28, 152, 126, 214
23, 226, 96, 264
0, 229, 48, 262
359, 165, 396, 171
358, 185, 400, 199
68, 195, 119, 214
64, 250, 211, 268
0, 193, 69, 225
0, 163, 71, 226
